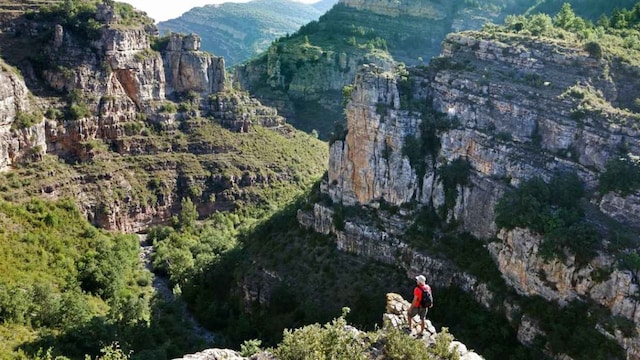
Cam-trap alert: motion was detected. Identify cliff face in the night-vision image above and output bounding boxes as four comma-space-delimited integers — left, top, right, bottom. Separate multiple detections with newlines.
163, 33, 226, 96
0, 3, 322, 233
302, 30, 640, 358
0, 65, 46, 171
236, 0, 522, 139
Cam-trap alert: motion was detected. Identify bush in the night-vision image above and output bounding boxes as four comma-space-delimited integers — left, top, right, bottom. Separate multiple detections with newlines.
599, 157, 640, 195
495, 172, 598, 263
150, 34, 171, 52
159, 102, 178, 113
273, 308, 368, 360
383, 327, 431, 360
12, 111, 43, 130
45, 108, 64, 120
240, 339, 262, 357
438, 158, 471, 212
584, 41, 603, 59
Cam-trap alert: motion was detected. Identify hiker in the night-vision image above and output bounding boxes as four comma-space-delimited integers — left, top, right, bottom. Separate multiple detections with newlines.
407, 274, 433, 336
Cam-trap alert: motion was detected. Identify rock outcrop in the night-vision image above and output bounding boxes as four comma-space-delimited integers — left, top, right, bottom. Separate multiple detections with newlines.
163, 33, 226, 96
174, 293, 483, 360
302, 29, 640, 358
0, 64, 46, 171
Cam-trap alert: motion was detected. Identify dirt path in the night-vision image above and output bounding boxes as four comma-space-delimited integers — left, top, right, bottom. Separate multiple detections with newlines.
138, 234, 219, 344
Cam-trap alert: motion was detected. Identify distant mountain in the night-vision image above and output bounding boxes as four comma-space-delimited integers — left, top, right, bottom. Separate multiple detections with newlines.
236, 0, 639, 139
312, 0, 339, 13
157, 0, 339, 66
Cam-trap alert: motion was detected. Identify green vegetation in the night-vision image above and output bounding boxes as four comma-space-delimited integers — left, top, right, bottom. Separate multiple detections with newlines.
29, 0, 104, 41
12, 111, 43, 130
162, 193, 408, 348
27, 0, 154, 39
273, 308, 368, 360
438, 159, 471, 213
157, 0, 328, 66
66, 89, 92, 120
402, 103, 454, 188
159, 101, 177, 113
599, 156, 640, 195
0, 198, 166, 359
431, 288, 541, 360
0, 98, 328, 357
272, 307, 461, 360
495, 172, 600, 264
519, 296, 626, 359
483, 2, 640, 69
150, 34, 171, 52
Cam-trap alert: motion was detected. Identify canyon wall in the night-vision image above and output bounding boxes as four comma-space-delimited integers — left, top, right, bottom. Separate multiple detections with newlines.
302, 30, 640, 358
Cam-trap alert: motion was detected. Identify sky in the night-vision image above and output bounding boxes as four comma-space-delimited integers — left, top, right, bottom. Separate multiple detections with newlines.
123, 0, 321, 22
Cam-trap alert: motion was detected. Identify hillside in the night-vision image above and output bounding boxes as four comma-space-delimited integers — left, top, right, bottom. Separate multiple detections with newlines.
236, 0, 639, 139
0, 0, 328, 358
1, 0, 640, 359
296, 3, 640, 358
157, 0, 339, 67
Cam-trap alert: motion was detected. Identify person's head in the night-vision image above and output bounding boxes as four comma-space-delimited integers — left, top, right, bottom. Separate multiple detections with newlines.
416, 275, 426, 285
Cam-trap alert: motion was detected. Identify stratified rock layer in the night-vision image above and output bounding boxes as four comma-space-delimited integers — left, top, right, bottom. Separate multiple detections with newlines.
303, 30, 640, 358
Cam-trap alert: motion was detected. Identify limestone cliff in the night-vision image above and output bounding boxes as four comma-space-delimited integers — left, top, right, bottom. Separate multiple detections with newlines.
163, 33, 226, 96
0, 63, 46, 171
301, 29, 640, 359
0, 2, 321, 234
235, 0, 522, 139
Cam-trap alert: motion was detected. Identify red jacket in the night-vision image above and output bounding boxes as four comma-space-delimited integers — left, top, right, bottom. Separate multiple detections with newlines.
413, 284, 431, 308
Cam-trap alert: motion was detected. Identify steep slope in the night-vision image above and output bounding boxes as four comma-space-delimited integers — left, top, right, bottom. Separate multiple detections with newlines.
157, 0, 339, 67
299, 7, 640, 360
0, 0, 328, 230
0, 2, 328, 358
236, 0, 637, 139
312, 0, 339, 13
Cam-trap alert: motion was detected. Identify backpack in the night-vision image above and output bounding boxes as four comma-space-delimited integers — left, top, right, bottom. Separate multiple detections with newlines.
420, 286, 433, 308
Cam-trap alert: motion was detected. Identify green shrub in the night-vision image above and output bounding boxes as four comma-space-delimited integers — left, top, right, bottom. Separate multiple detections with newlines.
495, 172, 598, 263
383, 327, 431, 360
599, 157, 640, 195
273, 308, 368, 360
403, 108, 451, 187
178, 102, 193, 112
150, 34, 171, 52
584, 41, 603, 59
45, 108, 64, 120
159, 102, 178, 113
431, 328, 460, 360
438, 158, 471, 212
178, 197, 198, 230
240, 339, 262, 357
495, 173, 583, 233
68, 103, 92, 120
520, 297, 625, 359
12, 111, 43, 130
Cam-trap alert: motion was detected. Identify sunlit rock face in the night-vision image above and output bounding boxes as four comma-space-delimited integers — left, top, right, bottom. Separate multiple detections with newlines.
304, 28, 640, 358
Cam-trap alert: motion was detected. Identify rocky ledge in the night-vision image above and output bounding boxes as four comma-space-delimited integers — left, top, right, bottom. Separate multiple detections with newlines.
173, 293, 482, 360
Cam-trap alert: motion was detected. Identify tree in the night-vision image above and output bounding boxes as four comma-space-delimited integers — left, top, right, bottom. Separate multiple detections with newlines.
177, 197, 197, 229
527, 13, 553, 36
554, 3, 577, 30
